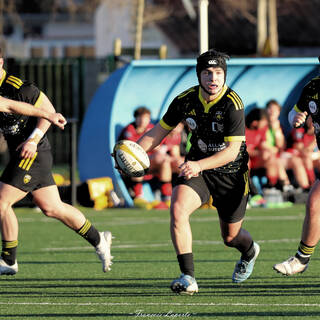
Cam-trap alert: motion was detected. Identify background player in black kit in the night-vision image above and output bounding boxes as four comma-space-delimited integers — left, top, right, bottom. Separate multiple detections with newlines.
274, 56, 320, 276
136, 49, 260, 294
0, 49, 113, 275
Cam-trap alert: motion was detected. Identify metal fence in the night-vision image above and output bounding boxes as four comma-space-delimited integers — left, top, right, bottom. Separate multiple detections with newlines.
3, 56, 114, 165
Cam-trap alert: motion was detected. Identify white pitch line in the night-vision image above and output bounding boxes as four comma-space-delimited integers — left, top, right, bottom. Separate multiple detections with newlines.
41, 238, 300, 251
18, 214, 305, 226
0, 302, 320, 307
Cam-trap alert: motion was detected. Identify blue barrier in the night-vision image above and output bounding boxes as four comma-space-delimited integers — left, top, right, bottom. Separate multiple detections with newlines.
78, 57, 319, 206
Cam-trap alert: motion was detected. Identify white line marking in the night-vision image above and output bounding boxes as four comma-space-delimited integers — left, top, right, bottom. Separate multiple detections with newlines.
0, 302, 320, 307
42, 238, 300, 251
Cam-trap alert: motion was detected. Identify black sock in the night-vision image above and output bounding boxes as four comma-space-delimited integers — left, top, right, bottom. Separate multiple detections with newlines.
1, 240, 18, 265
76, 219, 100, 247
296, 241, 315, 264
241, 241, 255, 262
177, 253, 194, 278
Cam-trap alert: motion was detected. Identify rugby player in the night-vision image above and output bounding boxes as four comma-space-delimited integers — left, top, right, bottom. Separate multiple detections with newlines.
0, 49, 113, 275
136, 49, 260, 294
273, 56, 320, 276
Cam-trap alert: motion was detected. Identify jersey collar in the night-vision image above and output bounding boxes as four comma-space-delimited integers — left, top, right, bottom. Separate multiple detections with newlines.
198, 84, 228, 113
0, 69, 7, 87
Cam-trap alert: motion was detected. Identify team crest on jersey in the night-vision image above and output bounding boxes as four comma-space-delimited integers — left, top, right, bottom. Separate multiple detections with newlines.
197, 139, 207, 153
215, 111, 223, 120
186, 117, 197, 130
309, 101, 317, 114
23, 174, 32, 184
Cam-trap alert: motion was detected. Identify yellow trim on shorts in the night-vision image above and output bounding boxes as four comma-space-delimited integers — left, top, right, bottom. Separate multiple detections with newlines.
19, 152, 38, 171
243, 171, 249, 196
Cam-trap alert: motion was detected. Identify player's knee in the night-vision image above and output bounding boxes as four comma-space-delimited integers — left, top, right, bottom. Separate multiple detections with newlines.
39, 203, 63, 218
171, 201, 189, 223
0, 200, 13, 217
223, 235, 239, 248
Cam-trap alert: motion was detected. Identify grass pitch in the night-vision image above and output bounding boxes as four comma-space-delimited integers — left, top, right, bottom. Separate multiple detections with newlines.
1, 204, 319, 319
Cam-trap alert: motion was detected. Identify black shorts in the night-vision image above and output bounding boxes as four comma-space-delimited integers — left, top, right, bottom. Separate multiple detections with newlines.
0, 150, 56, 193
173, 170, 249, 223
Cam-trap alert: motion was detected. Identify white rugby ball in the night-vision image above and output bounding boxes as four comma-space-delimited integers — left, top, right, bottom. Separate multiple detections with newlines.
113, 140, 150, 177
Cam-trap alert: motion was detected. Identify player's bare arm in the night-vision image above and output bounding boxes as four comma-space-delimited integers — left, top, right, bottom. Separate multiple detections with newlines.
0, 95, 67, 129
17, 93, 65, 159
137, 123, 170, 152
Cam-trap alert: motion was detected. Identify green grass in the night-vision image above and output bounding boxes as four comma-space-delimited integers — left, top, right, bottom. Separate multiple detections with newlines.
1, 204, 320, 319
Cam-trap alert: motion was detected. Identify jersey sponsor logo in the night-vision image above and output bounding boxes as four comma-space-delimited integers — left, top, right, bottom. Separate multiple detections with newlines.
309, 101, 317, 114
23, 174, 32, 184
197, 139, 226, 153
208, 142, 226, 152
186, 117, 197, 130
211, 121, 224, 132
197, 139, 207, 152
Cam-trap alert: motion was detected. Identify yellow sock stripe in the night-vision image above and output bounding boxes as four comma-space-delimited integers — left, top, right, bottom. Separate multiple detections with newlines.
2, 240, 18, 249
299, 243, 315, 255
78, 220, 91, 236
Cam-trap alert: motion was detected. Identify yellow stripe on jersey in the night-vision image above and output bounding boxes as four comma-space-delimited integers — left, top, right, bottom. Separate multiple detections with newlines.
199, 85, 228, 113
159, 119, 175, 130
7, 75, 23, 86
229, 91, 244, 110
34, 91, 44, 108
0, 70, 7, 87
224, 136, 245, 142
177, 87, 196, 99
227, 92, 243, 110
293, 104, 302, 113
6, 79, 21, 89
19, 152, 38, 171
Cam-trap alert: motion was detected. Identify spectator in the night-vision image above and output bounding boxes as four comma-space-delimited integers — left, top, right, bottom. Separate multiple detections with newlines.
118, 106, 173, 209
284, 115, 318, 189
245, 108, 281, 189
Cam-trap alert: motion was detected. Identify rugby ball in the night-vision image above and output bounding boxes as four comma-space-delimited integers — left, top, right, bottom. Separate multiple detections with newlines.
113, 140, 150, 177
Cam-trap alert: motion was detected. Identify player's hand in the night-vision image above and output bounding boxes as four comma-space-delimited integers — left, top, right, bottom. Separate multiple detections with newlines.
293, 111, 308, 128
111, 152, 126, 176
48, 112, 67, 129
16, 140, 37, 159
179, 161, 202, 180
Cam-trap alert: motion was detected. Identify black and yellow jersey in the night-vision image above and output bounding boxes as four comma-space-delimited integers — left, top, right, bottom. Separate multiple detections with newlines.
160, 85, 248, 173
294, 77, 320, 149
0, 70, 50, 154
